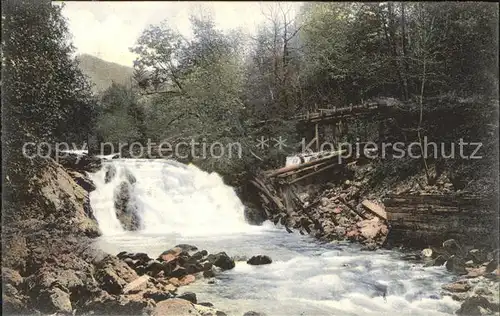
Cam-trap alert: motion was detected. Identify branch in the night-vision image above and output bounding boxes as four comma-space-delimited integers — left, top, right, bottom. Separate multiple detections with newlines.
164, 112, 201, 127
285, 25, 303, 42
139, 90, 183, 96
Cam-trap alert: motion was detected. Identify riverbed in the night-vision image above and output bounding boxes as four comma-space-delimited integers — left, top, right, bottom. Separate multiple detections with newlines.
90, 159, 460, 316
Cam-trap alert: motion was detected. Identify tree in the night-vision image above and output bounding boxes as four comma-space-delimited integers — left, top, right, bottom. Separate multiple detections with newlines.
96, 82, 146, 145
2, 0, 95, 146
2, 0, 96, 222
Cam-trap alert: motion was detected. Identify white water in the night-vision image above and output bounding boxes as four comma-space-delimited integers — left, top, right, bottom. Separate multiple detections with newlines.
89, 159, 460, 316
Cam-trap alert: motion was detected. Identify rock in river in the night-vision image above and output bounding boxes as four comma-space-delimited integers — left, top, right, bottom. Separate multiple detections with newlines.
247, 255, 272, 265
209, 252, 235, 270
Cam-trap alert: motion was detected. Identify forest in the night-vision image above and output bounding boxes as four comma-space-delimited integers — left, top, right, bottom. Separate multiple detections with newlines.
4, 2, 498, 177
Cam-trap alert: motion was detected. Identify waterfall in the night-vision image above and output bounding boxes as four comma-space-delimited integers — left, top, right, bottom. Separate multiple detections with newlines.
89, 159, 252, 236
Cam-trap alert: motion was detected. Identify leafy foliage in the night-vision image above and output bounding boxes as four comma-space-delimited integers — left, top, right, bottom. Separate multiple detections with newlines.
96, 83, 146, 145
2, 1, 96, 217
2, 1, 95, 145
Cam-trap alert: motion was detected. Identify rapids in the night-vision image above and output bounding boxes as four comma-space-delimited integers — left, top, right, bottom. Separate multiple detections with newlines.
89, 158, 460, 316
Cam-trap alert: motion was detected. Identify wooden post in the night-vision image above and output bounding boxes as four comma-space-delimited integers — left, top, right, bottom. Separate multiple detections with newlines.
315, 123, 319, 152
334, 122, 339, 148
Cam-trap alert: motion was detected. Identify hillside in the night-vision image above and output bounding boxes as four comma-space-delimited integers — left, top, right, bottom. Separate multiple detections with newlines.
76, 54, 134, 93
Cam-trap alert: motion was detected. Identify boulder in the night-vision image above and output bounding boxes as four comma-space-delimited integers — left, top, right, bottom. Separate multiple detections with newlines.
485, 259, 498, 273
443, 239, 463, 256
85, 290, 155, 315
203, 269, 215, 278
244, 206, 267, 225
58, 153, 102, 173
170, 265, 188, 278
178, 291, 197, 304
37, 160, 101, 237
432, 255, 447, 266
2, 295, 27, 314
128, 252, 151, 262
357, 217, 386, 241
466, 266, 486, 278
361, 243, 378, 251
196, 307, 227, 316
446, 255, 468, 275
114, 181, 141, 231
175, 244, 198, 252
123, 168, 137, 184
191, 250, 208, 261
247, 255, 272, 265
123, 275, 150, 294
146, 260, 165, 276
152, 299, 201, 316
67, 170, 96, 192
105, 164, 117, 183
159, 247, 183, 261
45, 287, 73, 314
168, 277, 181, 287
212, 252, 235, 270
143, 289, 173, 302
203, 261, 213, 271
179, 274, 196, 286
243, 312, 267, 316
94, 256, 139, 295
468, 249, 488, 264
2, 267, 23, 288
456, 296, 496, 315
442, 281, 471, 293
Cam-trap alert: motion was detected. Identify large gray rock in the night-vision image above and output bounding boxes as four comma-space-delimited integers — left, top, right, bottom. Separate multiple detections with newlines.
105, 164, 117, 183
456, 296, 497, 315
47, 288, 73, 314
58, 153, 102, 173
152, 299, 202, 316
178, 291, 197, 304
445, 255, 468, 275
114, 181, 141, 231
84, 290, 155, 315
443, 239, 463, 256
244, 206, 267, 225
209, 252, 235, 271
2, 267, 23, 288
247, 255, 272, 265
67, 169, 96, 192
94, 256, 139, 295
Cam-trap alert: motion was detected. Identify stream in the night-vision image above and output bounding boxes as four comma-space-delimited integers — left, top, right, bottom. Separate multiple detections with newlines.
89, 158, 460, 316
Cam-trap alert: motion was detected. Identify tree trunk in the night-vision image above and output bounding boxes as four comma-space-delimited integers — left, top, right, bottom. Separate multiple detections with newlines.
401, 2, 410, 100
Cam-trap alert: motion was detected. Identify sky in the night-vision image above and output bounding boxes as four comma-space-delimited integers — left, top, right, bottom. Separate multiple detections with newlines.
61, 1, 302, 68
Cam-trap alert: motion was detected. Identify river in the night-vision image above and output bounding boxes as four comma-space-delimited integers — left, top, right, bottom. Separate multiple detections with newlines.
89, 158, 460, 316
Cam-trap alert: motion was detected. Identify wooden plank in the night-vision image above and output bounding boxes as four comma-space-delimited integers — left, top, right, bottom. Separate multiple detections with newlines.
361, 200, 387, 220
338, 197, 368, 220
250, 179, 284, 211
277, 160, 330, 178
288, 163, 339, 184
267, 149, 346, 178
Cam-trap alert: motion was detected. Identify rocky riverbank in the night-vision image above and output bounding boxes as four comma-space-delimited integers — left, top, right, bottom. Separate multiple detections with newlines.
419, 240, 500, 316
241, 162, 390, 249
3, 153, 498, 316
240, 157, 499, 315
2, 154, 270, 316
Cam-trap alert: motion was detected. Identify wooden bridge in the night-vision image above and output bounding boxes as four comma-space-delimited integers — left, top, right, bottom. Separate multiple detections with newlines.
293, 97, 402, 125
